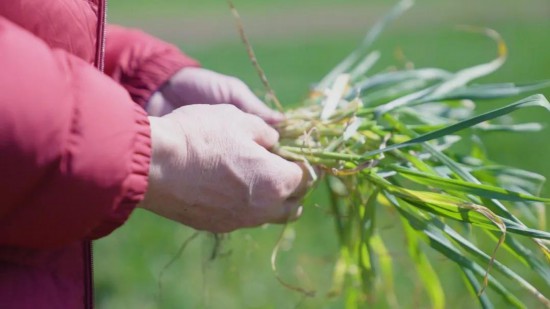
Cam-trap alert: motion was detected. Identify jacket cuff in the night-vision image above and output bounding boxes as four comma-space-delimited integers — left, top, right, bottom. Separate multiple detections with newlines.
105, 25, 201, 108
126, 50, 200, 107
87, 104, 151, 239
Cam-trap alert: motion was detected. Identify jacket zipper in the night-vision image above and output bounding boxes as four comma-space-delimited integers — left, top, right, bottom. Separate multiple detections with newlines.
84, 241, 94, 309
86, 1, 108, 308
94, 0, 107, 72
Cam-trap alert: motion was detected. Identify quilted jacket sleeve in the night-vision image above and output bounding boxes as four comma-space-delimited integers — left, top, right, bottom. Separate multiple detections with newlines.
104, 25, 200, 107
0, 17, 151, 249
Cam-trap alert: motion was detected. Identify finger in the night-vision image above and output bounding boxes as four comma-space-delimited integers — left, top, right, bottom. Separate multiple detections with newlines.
243, 114, 280, 149
266, 160, 317, 224
262, 155, 304, 221
290, 162, 317, 199
269, 153, 304, 197
146, 92, 175, 117
231, 84, 285, 125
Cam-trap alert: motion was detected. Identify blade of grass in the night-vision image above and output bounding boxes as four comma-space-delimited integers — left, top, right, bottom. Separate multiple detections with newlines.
422, 80, 550, 102
317, 0, 414, 90
367, 174, 505, 230
362, 79, 434, 107
374, 27, 507, 114
385, 193, 525, 308
462, 270, 495, 309
392, 166, 550, 203
384, 166, 550, 240
474, 123, 544, 133
429, 27, 507, 97
370, 234, 400, 308
401, 216, 446, 309
227, 0, 283, 111
472, 166, 547, 197
396, 148, 550, 302
430, 218, 550, 307
350, 68, 452, 99
349, 51, 381, 81
427, 145, 550, 264
365, 95, 550, 160
358, 189, 379, 295
385, 113, 550, 280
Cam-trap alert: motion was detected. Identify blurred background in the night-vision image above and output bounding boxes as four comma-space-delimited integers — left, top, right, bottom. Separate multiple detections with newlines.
96, 0, 550, 308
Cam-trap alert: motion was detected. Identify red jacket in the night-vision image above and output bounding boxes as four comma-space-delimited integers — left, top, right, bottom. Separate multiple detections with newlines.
0, 1, 198, 307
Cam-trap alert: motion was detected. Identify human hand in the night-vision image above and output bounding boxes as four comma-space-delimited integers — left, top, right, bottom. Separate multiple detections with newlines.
147, 67, 284, 124
139, 104, 306, 233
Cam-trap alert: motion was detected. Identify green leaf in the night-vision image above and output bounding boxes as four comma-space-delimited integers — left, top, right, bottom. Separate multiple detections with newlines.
474, 122, 544, 133
470, 135, 488, 161
390, 147, 550, 294
462, 270, 494, 309
428, 27, 508, 98
401, 216, 446, 309
392, 166, 550, 203
471, 166, 546, 197
500, 219, 550, 240
371, 172, 550, 239
367, 174, 506, 232
317, 0, 413, 90
430, 219, 550, 307
362, 79, 433, 107
422, 80, 550, 102
358, 189, 378, 295
385, 193, 526, 308
400, 101, 476, 125
382, 111, 546, 242
420, 145, 550, 270
350, 68, 451, 99
349, 51, 381, 81
373, 27, 508, 115
370, 235, 399, 308
364, 95, 550, 159
499, 234, 550, 285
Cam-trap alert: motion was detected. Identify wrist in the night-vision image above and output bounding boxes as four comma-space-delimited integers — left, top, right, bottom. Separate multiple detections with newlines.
138, 116, 186, 210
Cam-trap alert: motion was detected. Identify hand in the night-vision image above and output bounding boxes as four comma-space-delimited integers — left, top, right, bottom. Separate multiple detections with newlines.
147, 67, 284, 124
139, 104, 305, 233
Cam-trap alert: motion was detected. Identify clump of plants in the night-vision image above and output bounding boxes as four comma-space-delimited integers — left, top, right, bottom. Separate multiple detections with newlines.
228, 0, 550, 308
229, 0, 550, 307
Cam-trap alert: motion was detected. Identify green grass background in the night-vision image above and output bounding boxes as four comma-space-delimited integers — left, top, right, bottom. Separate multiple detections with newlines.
96, 1, 550, 308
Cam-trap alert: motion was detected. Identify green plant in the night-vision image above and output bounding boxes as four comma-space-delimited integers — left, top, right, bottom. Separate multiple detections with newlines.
231, 1, 550, 307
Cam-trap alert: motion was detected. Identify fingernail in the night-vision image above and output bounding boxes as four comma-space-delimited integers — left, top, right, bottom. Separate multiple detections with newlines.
296, 205, 303, 218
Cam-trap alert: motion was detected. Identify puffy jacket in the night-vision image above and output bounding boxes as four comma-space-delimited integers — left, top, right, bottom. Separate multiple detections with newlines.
0, 1, 199, 308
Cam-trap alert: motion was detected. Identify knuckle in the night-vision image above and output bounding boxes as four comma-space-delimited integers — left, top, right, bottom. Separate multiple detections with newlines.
220, 103, 238, 110
227, 77, 253, 101
245, 113, 269, 129
268, 127, 280, 142
250, 176, 284, 204
286, 162, 305, 185
250, 114, 275, 127
261, 162, 302, 199
217, 103, 240, 114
